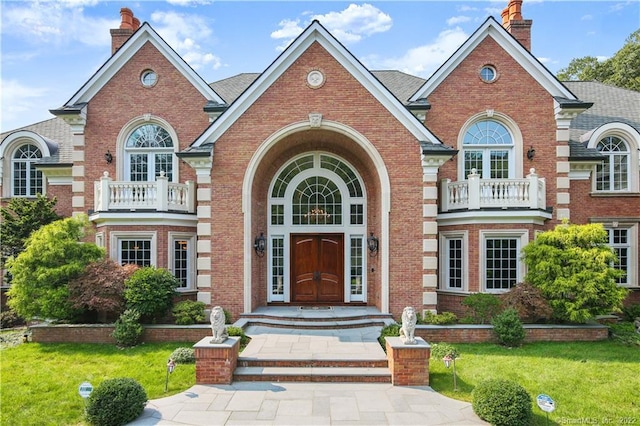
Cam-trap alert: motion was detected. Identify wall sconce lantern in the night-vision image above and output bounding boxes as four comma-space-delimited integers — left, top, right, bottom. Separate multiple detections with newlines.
105, 150, 113, 164
367, 232, 379, 256
254, 232, 266, 257
527, 146, 536, 161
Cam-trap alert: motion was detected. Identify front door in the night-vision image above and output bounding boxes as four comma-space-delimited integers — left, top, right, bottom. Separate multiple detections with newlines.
291, 234, 343, 303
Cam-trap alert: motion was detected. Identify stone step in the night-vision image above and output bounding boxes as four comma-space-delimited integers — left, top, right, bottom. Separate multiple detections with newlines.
237, 358, 389, 368
235, 317, 392, 330
233, 366, 392, 383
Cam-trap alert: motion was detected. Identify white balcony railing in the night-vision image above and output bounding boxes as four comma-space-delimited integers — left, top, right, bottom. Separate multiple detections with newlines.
440, 168, 546, 212
94, 172, 195, 213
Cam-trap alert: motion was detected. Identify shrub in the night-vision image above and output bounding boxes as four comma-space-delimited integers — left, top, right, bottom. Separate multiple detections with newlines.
124, 267, 178, 321
492, 308, 526, 347
430, 342, 459, 360
112, 309, 143, 347
85, 377, 147, 426
462, 293, 502, 324
622, 304, 640, 322
472, 379, 532, 426
0, 309, 25, 329
172, 300, 206, 325
224, 309, 233, 324
227, 325, 249, 347
500, 282, 553, 323
170, 347, 195, 364
422, 311, 458, 325
378, 323, 400, 349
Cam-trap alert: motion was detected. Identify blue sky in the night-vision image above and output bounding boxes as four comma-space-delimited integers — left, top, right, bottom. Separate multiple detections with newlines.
1, 0, 638, 132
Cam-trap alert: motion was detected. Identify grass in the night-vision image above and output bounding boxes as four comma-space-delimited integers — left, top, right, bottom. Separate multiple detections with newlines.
1, 341, 196, 426
429, 338, 640, 425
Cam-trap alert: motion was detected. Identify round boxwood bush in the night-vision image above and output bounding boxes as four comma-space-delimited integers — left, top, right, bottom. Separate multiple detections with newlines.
170, 347, 195, 364
85, 377, 147, 426
472, 378, 532, 426
124, 267, 178, 321
172, 300, 206, 325
492, 308, 526, 347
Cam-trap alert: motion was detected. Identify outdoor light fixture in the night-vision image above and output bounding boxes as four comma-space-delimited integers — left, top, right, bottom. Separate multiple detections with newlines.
105, 150, 113, 164
367, 232, 379, 256
254, 232, 266, 257
527, 146, 536, 161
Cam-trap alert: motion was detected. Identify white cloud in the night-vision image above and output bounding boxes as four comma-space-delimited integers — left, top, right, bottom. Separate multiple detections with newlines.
364, 27, 468, 78
166, 0, 213, 5
151, 11, 222, 72
581, 14, 593, 21
271, 3, 392, 51
447, 16, 471, 26
0, 79, 51, 132
0, 1, 117, 47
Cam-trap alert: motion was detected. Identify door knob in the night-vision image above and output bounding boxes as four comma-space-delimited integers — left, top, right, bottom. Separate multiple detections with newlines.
313, 271, 320, 281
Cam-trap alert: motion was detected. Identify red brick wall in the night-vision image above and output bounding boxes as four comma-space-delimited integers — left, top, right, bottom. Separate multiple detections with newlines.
210, 42, 425, 319
46, 185, 73, 217
416, 324, 608, 343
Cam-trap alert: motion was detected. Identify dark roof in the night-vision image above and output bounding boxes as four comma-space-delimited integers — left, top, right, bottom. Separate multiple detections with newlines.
563, 81, 640, 141
0, 118, 73, 164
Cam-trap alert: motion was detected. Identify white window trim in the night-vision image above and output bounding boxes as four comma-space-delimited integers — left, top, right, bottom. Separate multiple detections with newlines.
600, 222, 638, 289
587, 122, 640, 194
110, 231, 157, 266
457, 111, 524, 181
168, 232, 196, 291
116, 115, 180, 182
439, 231, 468, 292
479, 229, 529, 293
0, 131, 54, 198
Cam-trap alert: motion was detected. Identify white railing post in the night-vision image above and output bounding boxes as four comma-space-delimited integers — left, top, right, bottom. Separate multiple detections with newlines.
440, 179, 451, 212
468, 169, 480, 210
527, 168, 539, 209
186, 180, 196, 213
156, 172, 168, 211
96, 171, 112, 212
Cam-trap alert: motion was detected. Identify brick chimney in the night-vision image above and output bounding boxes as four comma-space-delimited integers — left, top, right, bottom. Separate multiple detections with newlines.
501, 0, 532, 51
110, 8, 140, 54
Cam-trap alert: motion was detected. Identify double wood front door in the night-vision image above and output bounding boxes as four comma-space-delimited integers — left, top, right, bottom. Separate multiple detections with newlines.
291, 234, 343, 303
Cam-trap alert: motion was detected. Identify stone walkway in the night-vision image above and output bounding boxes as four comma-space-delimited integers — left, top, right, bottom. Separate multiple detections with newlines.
130, 322, 487, 425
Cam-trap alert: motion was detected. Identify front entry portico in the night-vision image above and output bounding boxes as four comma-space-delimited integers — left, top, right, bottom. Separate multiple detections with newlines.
291, 233, 344, 303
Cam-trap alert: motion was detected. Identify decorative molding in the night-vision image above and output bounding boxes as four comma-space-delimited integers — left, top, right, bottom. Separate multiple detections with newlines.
308, 113, 323, 128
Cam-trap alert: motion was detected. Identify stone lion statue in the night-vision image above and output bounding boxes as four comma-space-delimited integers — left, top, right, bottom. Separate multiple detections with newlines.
634, 318, 640, 335
399, 306, 417, 345
210, 306, 228, 344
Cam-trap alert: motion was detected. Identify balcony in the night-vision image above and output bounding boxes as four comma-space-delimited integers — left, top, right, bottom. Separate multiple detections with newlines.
94, 171, 195, 213
440, 168, 546, 212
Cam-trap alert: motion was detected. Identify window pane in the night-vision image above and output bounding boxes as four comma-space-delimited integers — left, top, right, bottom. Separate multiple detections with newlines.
321, 155, 363, 197
271, 204, 284, 225
464, 151, 483, 177
597, 136, 629, 191
292, 176, 342, 225
350, 236, 363, 295
120, 240, 152, 267
350, 204, 363, 225
485, 238, 518, 290
173, 240, 189, 288
130, 154, 148, 181
607, 228, 629, 285
271, 155, 314, 198
271, 237, 284, 295
447, 238, 463, 289
155, 153, 173, 181
13, 144, 43, 196
490, 150, 509, 179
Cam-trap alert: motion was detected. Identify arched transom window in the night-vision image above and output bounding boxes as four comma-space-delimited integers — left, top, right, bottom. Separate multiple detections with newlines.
463, 120, 513, 179
12, 144, 43, 196
596, 136, 629, 191
125, 124, 175, 182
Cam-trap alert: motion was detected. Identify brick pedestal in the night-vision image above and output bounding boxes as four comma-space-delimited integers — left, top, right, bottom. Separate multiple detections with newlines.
385, 336, 431, 386
194, 336, 240, 384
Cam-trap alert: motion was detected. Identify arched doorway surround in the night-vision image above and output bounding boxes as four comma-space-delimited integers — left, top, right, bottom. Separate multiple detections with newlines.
242, 119, 391, 313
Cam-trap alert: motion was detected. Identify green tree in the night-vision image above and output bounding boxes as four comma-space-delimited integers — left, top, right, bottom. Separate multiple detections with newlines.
557, 29, 640, 91
0, 194, 61, 272
6, 215, 104, 320
522, 222, 628, 323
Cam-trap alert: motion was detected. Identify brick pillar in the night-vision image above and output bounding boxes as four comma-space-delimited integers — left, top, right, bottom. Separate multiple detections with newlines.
194, 336, 240, 384
385, 336, 431, 386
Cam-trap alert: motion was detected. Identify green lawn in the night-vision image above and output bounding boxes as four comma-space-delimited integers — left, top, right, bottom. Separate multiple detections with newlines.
1, 329, 638, 425
429, 339, 640, 425
1, 341, 196, 426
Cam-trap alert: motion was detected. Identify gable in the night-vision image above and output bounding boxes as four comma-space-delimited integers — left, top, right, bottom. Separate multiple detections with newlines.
192, 21, 442, 148
411, 17, 576, 102
60, 23, 223, 108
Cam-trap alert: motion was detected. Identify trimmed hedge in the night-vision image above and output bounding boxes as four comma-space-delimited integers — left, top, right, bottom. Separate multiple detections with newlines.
472, 378, 532, 426
85, 377, 147, 426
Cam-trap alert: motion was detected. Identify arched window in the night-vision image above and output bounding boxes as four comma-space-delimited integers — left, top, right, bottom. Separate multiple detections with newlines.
462, 119, 514, 179
125, 124, 174, 182
12, 144, 43, 196
596, 136, 629, 191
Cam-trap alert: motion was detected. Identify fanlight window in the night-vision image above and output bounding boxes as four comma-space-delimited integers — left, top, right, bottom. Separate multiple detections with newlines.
463, 120, 513, 179
292, 176, 342, 225
12, 144, 43, 196
596, 136, 629, 191
125, 124, 174, 182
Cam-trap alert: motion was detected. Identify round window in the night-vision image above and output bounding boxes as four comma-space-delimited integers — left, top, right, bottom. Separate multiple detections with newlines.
141, 70, 158, 87
480, 66, 496, 83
